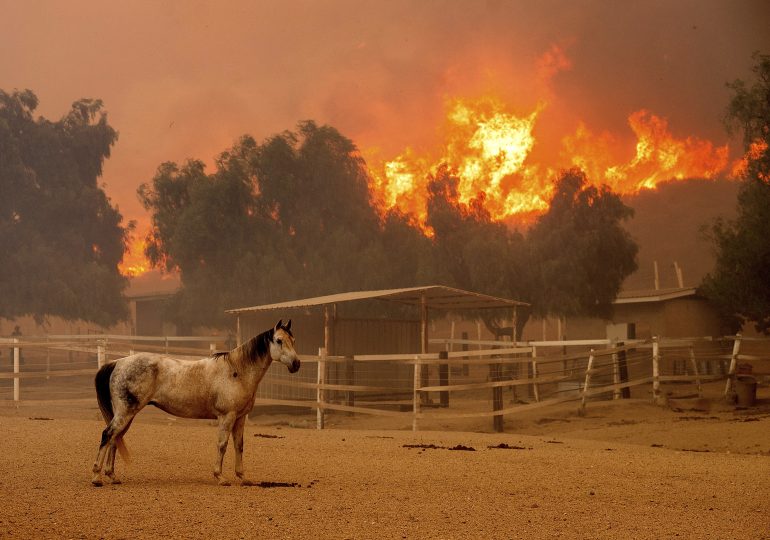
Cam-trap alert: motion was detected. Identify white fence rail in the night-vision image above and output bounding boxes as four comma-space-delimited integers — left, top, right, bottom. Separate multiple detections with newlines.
2, 334, 768, 432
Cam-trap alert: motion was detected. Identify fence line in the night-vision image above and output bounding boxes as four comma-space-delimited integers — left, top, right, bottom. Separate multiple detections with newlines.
2, 334, 768, 433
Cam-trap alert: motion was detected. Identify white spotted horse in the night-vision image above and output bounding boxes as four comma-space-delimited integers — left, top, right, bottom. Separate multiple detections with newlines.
91, 320, 299, 486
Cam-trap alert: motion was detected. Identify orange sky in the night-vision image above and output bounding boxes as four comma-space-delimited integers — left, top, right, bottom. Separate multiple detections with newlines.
2, 0, 769, 262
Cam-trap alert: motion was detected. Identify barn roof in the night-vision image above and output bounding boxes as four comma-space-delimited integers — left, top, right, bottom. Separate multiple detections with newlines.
226, 285, 528, 314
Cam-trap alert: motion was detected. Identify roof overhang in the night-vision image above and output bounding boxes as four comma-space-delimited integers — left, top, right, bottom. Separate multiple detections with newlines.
613, 287, 698, 305
226, 285, 528, 315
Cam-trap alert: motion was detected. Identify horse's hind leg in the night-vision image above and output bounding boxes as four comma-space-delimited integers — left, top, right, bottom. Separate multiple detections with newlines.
213, 412, 236, 486
92, 413, 136, 486
232, 415, 254, 486
104, 416, 134, 484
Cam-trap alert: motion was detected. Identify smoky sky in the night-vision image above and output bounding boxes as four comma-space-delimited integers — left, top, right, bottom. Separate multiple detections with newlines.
2, 0, 769, 229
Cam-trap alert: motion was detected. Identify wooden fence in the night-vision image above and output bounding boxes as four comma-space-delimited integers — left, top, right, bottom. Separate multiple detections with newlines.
1, 334, 767, 432
0, 335, 224, 402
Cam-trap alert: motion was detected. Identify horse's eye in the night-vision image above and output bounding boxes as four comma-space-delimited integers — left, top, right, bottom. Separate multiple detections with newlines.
276, 339, 282, 345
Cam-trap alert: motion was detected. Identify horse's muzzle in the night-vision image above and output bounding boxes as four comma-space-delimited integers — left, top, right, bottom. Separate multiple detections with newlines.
288, 359, 300, 373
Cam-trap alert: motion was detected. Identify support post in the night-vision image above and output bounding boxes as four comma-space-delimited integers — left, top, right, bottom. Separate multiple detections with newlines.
580, 349, 595, 414
724, 334, 742, 397
674, 261, 684, 288
317, 347, 326, 430
419, 294, 430, 405
209, 342, 216, 355
652, 337, 661, 404
13, 338, 20, 402
689, 346, 702, 397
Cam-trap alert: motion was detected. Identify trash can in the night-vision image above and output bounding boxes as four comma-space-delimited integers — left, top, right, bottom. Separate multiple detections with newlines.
735, 376, 757, 407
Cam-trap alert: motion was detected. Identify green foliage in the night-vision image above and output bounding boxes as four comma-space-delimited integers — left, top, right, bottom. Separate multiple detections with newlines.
526, 168, 638, 319
703, 52, 770, 333
0, 89, 128, 326
140, 123, 432, 328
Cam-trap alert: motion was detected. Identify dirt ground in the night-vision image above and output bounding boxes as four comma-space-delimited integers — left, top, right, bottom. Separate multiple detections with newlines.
1, 391, 768, 539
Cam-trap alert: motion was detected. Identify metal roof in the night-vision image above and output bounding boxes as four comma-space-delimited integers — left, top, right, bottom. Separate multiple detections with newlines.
226, 285, 528, 314
614, 287, 697, 304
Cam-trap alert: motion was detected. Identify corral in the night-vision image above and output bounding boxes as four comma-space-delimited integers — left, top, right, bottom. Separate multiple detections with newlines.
1, 308, 769, 538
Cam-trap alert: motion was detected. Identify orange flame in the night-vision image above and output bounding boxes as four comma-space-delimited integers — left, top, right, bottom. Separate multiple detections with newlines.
368, 98, 731, 225
730, 138, 768, 178
119, 237, 149, 277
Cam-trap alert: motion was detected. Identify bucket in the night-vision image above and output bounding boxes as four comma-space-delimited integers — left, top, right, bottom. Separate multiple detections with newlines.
735, 376, 757, 407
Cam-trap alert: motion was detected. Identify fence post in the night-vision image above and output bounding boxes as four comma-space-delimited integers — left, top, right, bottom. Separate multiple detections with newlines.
46, 335, 51, 380
611, 339, 620, 400
13, 338, 20, 402
210, 342, 216, 356
652, 337, 661, 404
531, 345, 540, 402
724, 334, 742, 398
345, 356, 355, 412
97, 340, 105, 369
317, 347, 326, 430
439, 350, 449, 408
579, 349, 595, 414
490, 360, 503, 432
413, 357, 421, 432
689, 346, 702, 397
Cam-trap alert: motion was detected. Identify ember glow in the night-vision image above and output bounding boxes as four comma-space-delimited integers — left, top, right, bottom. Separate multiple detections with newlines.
367, 97, 732, 225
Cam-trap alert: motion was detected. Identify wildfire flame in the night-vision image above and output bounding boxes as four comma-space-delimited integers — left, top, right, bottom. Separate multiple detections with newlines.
119, 236, 149, 277
368, 97, 732, 225
123, 95, 741, 277
730, 138, 768, 179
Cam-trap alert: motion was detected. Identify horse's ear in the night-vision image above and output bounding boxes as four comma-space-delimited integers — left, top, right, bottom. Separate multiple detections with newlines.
285, 319, 292, 331
275, 319, 283, 332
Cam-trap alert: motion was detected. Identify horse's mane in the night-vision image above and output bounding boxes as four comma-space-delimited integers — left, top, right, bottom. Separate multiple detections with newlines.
213, 328, 275, 364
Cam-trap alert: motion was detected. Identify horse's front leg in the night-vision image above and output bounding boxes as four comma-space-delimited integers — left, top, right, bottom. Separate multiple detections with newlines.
213, 412, 236, 486
232, 415, 254, 486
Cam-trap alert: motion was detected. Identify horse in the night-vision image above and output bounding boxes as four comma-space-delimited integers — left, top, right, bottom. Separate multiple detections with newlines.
90, 319, 299, 486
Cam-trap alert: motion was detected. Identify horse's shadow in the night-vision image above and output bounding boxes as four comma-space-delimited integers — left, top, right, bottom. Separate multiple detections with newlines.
101, 476, 309, 489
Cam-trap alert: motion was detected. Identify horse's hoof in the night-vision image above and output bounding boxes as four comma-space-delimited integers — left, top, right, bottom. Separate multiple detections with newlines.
217, 478, 231, 486
109, 477, 122, 485
91, 478, 103, 487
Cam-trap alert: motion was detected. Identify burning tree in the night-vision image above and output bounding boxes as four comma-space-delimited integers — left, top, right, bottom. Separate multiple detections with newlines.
139, 123, 434, 329
426, 166, 638, 337
0, 90, 128, 326
702, 52, 770, 334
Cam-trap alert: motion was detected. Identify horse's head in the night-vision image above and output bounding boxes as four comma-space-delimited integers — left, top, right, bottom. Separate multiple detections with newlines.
270, 319, 300, 373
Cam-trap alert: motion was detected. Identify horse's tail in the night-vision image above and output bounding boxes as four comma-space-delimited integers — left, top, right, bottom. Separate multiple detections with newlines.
94, 361, 131, 464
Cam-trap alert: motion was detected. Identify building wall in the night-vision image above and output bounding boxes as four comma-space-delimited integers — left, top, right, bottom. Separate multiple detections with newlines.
662, 297, 723, 338
519, 297, 723, 341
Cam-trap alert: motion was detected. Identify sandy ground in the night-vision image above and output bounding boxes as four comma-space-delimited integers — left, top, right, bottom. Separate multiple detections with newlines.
0, 392, 768, 539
